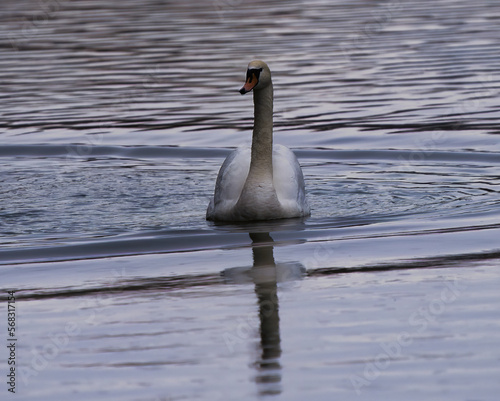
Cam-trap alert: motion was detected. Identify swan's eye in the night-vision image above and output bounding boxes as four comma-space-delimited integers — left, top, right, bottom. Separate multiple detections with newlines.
240, 67, 263, 94
246, 67, 263, 82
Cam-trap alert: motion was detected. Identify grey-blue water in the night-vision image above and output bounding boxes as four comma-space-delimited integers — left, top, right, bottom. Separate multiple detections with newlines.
1, 0, 500, 400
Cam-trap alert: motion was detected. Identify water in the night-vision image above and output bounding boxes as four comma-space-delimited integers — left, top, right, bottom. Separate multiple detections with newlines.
1, 0, 500, 400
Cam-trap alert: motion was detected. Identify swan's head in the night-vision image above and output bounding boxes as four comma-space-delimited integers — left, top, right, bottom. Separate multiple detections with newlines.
239, 60, 271, 95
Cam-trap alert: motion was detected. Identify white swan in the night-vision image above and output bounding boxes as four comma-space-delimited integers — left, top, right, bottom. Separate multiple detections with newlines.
206, 60, 310, 221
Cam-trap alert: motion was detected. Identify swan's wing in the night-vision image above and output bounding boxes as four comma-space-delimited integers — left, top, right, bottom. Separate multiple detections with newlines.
272, 144, 310, 214
207, 146, 251, 218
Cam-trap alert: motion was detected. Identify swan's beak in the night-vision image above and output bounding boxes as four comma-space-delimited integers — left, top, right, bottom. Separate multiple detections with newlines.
239, 69, 260, 95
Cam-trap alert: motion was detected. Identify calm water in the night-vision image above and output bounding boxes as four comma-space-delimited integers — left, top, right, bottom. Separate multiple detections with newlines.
1, 0, 500, 400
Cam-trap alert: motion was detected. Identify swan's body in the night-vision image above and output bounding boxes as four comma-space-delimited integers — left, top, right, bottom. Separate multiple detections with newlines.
207, 144, 309, 221
206, 60, 310, 222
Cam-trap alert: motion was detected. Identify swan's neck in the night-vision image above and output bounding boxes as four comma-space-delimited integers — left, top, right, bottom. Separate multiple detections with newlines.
249, 83, 274, 180
235, 82, 283, 219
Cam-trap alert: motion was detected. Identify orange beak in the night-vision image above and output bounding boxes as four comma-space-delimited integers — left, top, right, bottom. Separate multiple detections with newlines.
239, 71, 259, 94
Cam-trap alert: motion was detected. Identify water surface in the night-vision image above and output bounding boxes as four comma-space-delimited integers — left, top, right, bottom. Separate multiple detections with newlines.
1, 0, 500, 400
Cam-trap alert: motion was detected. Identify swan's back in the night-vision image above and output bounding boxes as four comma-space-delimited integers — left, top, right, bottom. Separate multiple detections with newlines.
206, 146, 251, 221
272, 144, 309, 216
206, 144, 309, 221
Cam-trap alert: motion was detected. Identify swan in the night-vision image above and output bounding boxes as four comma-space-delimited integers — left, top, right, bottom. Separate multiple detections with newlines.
206, 60, 310, 221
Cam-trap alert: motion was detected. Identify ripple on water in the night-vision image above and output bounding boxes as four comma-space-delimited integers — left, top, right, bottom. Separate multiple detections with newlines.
1, 146, 499, 266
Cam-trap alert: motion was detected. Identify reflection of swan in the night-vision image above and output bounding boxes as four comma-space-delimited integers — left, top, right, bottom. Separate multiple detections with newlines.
249, 233, 282, 396
206, 60, 310, 222
222, 232, 305, 396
